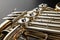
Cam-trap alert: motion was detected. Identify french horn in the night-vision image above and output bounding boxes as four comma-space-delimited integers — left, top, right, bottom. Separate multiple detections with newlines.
0, 2, 60, 40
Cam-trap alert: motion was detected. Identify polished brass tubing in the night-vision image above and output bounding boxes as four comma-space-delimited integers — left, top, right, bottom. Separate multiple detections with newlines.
13, 27, 25, 40
48, 35, 60, 40
13, 11, 27, 22
27, 26, 60, 34
24, 30, 48, 40
3, 25, 20, 40
0, 20, 11, 32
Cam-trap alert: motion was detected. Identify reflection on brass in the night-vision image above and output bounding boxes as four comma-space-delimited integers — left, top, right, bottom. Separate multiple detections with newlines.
24, 30, 48, 40
0, 2, 60, 40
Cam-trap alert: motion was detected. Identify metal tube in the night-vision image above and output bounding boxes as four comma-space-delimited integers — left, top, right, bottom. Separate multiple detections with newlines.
0, 20, 11, 32
27, 26, 60, 34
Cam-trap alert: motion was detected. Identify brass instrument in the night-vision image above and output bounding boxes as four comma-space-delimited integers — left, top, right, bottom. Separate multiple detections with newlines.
0, 2, 60, 40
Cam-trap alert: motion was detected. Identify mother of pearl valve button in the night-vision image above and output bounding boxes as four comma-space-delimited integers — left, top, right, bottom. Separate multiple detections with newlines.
29, 12, 36, 16
39, 3, 47, 8
33, 7, 38, 12
18, 17, 29, 23
26, 11, 36, 17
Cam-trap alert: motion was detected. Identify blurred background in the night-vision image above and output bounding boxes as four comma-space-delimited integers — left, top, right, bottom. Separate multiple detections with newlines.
0, 0, 60, 23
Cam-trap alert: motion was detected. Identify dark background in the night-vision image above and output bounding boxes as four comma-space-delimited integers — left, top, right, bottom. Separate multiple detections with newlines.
0, 0, 60, 23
